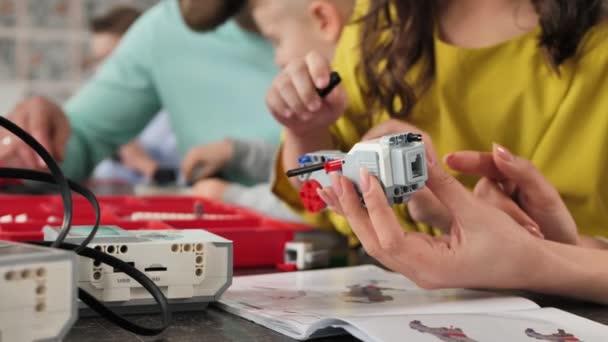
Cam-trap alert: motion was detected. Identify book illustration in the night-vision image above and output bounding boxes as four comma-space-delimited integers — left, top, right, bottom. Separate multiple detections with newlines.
342, 280, 404, 304
525, 328, 582, 341
409, 320, 478, 342
252, 287, 308, 301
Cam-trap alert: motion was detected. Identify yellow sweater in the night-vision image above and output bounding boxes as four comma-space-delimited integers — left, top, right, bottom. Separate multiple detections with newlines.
273, 11, 608, 246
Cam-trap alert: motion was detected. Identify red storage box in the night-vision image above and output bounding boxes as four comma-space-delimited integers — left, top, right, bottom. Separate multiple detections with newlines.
0, 195, 312, 268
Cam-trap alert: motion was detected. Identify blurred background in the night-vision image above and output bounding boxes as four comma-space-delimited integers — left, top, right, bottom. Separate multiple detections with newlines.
0, 0, 158, 114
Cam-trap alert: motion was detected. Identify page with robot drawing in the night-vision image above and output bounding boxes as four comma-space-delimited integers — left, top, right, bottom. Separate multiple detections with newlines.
217, 265, 548, 340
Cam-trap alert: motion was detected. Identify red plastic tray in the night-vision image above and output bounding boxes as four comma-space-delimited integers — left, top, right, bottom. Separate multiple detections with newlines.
0, 195, 311, 268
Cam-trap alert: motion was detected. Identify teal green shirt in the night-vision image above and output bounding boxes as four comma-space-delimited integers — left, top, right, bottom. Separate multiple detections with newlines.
63, 0, 281, 183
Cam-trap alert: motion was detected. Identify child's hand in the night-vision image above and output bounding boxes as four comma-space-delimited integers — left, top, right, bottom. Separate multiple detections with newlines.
182, 139, 234, 184
445, 144, 579, 245
118, 141, 159, 179
319, 149, 545, 290
266, 51, 347, 136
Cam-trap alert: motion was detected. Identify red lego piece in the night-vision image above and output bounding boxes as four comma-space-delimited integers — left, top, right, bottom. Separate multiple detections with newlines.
299, 180, 326, 213
323, 159, 343, 173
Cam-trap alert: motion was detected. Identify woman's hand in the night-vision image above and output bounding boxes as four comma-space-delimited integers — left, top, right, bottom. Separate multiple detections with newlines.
446, 144, 579, 245
317, 149, 544, 290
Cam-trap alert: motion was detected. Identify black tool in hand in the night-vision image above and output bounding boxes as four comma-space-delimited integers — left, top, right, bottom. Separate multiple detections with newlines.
316, 71, 341, 98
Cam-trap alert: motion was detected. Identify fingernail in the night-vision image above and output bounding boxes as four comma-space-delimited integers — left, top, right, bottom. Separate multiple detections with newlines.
330, 173, 343, 197
493, 143, 513, 162
526, 224, 545, 239
359, 167, 370, 193
284, 110, 294, 118
442, 154, 454, 165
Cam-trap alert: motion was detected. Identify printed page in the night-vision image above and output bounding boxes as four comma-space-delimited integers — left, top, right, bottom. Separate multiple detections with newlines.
218, 266, 538, 338
340, 307, 608, 342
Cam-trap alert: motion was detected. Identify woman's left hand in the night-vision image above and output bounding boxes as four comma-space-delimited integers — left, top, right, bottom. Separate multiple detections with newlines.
317, 149, 544, 290
446, 144, 579, 245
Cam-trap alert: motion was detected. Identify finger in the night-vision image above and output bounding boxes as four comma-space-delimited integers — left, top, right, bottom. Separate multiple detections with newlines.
334, 174, 405, 272
304, 51, 332, 89
266, 84, 291, 121
331, 172, 381, 255
53, 115, 71, 162
0, 106, 25, 161
444, 151, 505, 181
491, 144, 556, 197
473, 178, 544, 238
16, 114, 39, 169
277, 75, 309, 116
425, 150, 475, 215
317, 187, 345, 216
181, 150, 199, 180
287, 62, 322, 113
182, 153, 214, 183
316, 188, 334, 209
15, 140, 36, 169
26, 105, 54, 167
358, 168, 445, 284
325, 176, 346, 215
0, 131, 15, 161
500, 180, 518, 197
408, 187, 452, 233
358, 167, 406, 250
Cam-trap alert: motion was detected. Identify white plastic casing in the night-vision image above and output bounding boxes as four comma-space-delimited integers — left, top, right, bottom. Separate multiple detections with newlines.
0, 241, 77, 342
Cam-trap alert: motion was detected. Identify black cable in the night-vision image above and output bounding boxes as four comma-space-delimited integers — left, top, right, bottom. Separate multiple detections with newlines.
0, 116, 73, 248
29, 241, 171, 336
0, 168, 100, 253
0, 119, 170, 336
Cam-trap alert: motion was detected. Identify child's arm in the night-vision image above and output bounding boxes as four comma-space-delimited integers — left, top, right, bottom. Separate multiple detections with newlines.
222, 139, 278, 183
183, 139, 277, 184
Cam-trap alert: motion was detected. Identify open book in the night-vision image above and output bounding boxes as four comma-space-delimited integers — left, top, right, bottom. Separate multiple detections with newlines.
217, 265, 608, 341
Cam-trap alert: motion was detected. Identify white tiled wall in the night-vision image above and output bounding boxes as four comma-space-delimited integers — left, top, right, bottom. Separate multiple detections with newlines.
0, 0, 159, 113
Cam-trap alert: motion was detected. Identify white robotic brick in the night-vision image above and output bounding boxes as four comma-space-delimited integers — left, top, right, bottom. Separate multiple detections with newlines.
0, 241, 77, 342
290, 132, 428, 212
44, 225, 232, 311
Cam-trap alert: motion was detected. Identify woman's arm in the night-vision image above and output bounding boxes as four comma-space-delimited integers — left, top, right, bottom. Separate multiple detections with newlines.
529, 239, 608, 304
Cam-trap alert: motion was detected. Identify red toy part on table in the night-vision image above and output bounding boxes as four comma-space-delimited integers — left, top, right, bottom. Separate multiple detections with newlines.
0, 195, 312, 268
